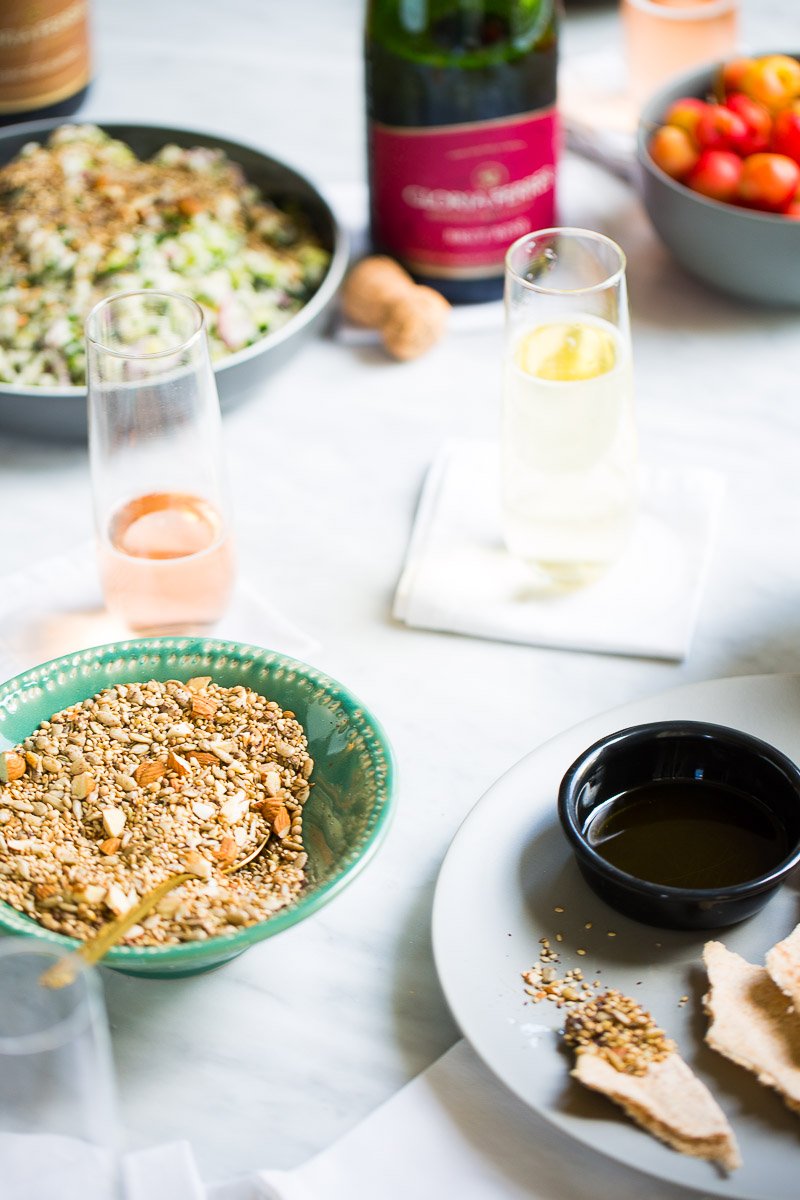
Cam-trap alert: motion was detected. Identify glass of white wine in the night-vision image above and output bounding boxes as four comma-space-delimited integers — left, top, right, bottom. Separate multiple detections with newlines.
86, 290, 235, 632
501, 228, 637, 589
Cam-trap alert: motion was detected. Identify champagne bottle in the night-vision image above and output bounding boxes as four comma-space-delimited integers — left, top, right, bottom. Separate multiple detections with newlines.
0, 1, 91, 127
365, 0, 559, 303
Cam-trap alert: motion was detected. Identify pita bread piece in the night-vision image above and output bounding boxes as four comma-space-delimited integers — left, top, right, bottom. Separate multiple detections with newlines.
704, 939, 800, 1115
766, 923, 800, 1012
565, 989, 740, 1172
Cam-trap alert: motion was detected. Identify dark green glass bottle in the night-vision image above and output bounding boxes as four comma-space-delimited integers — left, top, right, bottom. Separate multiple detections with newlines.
366, 0, 559, 303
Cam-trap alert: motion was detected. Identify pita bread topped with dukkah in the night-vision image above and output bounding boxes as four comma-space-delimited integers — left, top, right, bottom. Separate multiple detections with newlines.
564, 988, 740, 1172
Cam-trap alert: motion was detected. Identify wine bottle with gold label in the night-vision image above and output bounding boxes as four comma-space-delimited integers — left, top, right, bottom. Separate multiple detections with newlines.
0, 0, 92, 127
365, 0, 559, 303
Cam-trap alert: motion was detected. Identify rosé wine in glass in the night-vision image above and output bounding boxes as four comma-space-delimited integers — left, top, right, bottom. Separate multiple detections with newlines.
622, 0, 739, 107
86, 291, 234, 632
99, 491, 234, 631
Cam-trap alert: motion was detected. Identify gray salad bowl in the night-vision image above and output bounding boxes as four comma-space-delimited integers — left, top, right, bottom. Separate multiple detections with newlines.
637, 57, 800, 307
0, 119, 348, 441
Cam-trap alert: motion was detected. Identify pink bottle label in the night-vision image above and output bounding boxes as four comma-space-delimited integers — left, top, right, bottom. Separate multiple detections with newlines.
369, 107, 558, 279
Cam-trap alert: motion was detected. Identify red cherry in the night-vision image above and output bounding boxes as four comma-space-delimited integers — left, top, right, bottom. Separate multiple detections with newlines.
696, 104, 749, 153
685, 150, 743, 202
724, 92, 772, 155
737, 152, 800, 211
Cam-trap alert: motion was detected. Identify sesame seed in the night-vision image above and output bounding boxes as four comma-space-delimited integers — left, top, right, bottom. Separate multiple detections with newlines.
563, 989, 675, 1076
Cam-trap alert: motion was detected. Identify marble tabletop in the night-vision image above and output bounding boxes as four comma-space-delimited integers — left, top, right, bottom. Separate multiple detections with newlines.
4, 0, 800, 1190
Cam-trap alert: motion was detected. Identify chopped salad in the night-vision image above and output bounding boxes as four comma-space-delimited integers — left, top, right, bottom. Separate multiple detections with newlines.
0, 124, 331, 387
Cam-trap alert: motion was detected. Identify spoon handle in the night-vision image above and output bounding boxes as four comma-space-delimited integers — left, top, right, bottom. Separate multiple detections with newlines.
39, 871, 193, 989
38, 832, 271, 988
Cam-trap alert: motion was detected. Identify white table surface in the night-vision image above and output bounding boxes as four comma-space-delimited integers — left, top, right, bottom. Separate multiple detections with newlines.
4, 0, 800, 1189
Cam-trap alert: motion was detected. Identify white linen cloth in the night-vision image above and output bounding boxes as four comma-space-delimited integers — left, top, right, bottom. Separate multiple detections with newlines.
393, 439, 725, 661
0, 1135, 205, 1200
247, 1038, 708, 1200
2, 1041, 713, 1199
0, 542, 318, 683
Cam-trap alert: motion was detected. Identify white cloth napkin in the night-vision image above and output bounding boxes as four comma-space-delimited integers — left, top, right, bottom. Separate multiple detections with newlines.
242, 1039, 706, 1200
0, 1135, 205, 1200
393, 439, 724, 661
1, 1042, 713, 1199
0, 543, 318, 683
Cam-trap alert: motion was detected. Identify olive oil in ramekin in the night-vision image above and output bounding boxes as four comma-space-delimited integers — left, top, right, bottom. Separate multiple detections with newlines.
585, 779, 790, 889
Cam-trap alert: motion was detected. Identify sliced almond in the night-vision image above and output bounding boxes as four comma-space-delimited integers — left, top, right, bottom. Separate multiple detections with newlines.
71, 771, 95, 799
271, 805, 291, 839
167, 749, 191, 777
182, 849, 212, 880
191, 694, 219, 719
186, 750, 217, 767
106, 883, 137, 915
259, 797, 286, 823
101, 807, 126, 838
6, 837, 40, 852
134, 759, 166, 787
191, 800, 215, 822
24, 750, 42, 774
220, 791, 249, 825
73, 884, 106, 906
99, 836, 122, 856
156, 894, 183, 918
214, 836, 238, 866
187, 676, 213, 692
42, 755, 61, 773
0, 751, 26, 783
263, 770, 282, 797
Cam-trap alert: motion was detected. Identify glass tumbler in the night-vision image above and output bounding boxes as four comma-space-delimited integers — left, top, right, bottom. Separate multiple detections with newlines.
622, 0, 739, 106
0, 941, 120, 1200
86, 290, 235, 632
501, 228, 637, 589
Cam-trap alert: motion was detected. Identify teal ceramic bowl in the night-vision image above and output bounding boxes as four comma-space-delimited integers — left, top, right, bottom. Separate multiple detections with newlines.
0, 638, 395, 977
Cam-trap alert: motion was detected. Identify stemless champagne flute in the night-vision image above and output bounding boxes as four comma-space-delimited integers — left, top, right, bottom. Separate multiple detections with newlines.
622, 0, 739, 107
501, 228, 637, 589
0, 941, 120, 1200
86, 290, 235, 632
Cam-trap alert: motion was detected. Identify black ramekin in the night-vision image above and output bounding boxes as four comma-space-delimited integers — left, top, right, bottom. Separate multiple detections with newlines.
557, 720, 800, 931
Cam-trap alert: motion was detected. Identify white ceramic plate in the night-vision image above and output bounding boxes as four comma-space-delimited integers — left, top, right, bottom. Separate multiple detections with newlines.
433, 674, 800, 1200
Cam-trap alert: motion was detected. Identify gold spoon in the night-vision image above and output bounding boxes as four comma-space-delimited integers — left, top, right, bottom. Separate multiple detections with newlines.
39, 833, 270, 989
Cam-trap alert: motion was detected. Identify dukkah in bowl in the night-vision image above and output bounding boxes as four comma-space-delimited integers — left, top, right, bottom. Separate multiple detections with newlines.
0, 638, 395, 977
